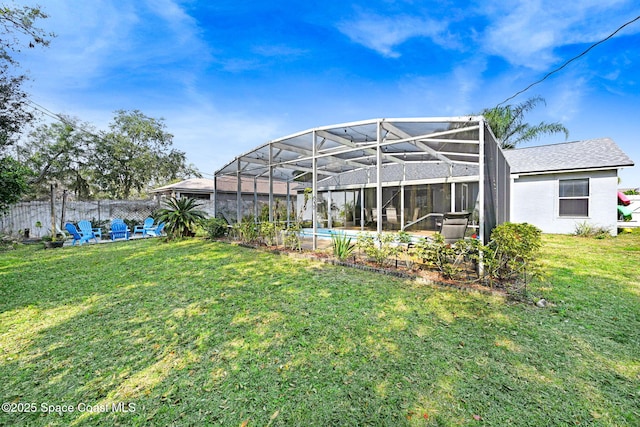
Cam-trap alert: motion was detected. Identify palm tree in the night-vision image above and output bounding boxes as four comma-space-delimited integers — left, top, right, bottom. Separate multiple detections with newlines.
156, 197, 207, 238
480, 96, 569, 149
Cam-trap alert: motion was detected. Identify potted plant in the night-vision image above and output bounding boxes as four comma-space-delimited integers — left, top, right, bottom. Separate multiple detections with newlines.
42, 234, 64, 249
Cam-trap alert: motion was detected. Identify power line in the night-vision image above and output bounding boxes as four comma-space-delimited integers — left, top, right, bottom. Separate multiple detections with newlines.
497, 14, 640, 107
25, 98, 104, 140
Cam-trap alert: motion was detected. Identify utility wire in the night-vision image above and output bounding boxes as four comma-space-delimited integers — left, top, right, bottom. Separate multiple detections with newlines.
25, 98, 105, 140
497, 14, 640, 107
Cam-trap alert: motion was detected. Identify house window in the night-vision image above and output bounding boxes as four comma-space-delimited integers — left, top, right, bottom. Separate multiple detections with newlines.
559, 178, 589, 217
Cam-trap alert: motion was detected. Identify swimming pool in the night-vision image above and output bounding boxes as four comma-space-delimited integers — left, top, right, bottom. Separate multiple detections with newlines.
299, 228, 424, 243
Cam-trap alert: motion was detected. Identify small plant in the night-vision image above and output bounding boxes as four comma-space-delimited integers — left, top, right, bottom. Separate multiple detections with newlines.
232, 218, 259, 245
283, 223, 302, 251
259, 221, 278, 246
202, 217, 228, 239
156, 197, 208, 239
574, 221, 594, 237
331, 232, 355, 261
574, 221, 611, 239
0, 233, 19, 251
356, 232, 399, 267
395, 231, 414, 268
413, 233, 461, 279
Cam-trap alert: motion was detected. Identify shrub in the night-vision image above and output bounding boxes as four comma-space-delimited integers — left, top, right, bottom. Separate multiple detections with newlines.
283, 223, 302, 251
356, 232, 399, 267
483, 222, 543, 287
232, 218, 259, 245
413, 233, 471, 279
202, 217, 228, 239
259, 221, 280, 246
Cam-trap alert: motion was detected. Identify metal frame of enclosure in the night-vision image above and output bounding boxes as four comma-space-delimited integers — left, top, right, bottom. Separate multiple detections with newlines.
214, 117, 510, 249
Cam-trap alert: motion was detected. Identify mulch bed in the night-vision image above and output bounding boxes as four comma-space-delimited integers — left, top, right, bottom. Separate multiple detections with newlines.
226, 240, 507, 297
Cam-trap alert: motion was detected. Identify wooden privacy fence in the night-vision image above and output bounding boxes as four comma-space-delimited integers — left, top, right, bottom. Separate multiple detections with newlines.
0, 199, 216, 237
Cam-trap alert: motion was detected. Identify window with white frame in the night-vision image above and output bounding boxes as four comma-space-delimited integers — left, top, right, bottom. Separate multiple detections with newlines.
559, 178, 589, 217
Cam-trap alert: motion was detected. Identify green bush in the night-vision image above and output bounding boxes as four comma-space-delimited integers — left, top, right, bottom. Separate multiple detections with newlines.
232, 218, 259, 245
356, 232, 399, 267
484, 222, 543, 287
283, 223, 302, 251
202, 217, 228, 239
259, 221, 282, 246
413, 233, 472, 279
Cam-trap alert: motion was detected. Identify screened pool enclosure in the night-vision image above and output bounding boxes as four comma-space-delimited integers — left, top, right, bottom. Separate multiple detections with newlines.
214, 117, 510, 249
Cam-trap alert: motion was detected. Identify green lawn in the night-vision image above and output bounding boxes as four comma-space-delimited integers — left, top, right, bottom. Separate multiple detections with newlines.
0, 235, 638, 426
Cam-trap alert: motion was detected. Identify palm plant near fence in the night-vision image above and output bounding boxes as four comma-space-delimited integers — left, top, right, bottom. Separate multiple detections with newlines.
156, 197, 207, 238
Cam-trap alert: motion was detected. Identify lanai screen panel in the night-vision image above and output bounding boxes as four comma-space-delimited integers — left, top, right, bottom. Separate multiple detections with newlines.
214, 117, 508, 239
482, 123, 510, 239
216, 117, 486, 182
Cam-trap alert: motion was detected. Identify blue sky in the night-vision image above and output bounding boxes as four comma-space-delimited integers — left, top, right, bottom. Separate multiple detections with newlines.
13, 0, 640, 186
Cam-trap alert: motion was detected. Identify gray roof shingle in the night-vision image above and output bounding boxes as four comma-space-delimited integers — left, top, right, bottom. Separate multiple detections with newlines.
503, 138, 634, 174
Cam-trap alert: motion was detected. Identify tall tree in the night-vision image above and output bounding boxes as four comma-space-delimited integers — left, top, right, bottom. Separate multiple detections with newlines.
480, 96, 569, 149
0, 155, 31, 212
93, 110, 199, 199
0, 4, 52, 213
19, 117, 97, 199
0, 4, 52, 150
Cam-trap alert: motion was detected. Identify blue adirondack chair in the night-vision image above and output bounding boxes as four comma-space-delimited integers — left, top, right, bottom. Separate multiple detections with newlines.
109, 219, 130, 241
78, 219, 102, 240
133, 217, 155, 237
146, 222, 165, 237
65, 222, 96, 246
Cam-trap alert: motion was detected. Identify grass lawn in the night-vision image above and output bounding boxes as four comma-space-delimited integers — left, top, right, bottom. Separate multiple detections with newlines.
0, 234, 638, 426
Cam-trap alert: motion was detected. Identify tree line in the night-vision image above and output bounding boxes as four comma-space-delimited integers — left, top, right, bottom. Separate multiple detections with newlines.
0, 5, 198, 215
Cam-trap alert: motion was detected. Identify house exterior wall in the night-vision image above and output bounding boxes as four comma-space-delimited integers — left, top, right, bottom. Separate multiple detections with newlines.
510, 169, 619, 235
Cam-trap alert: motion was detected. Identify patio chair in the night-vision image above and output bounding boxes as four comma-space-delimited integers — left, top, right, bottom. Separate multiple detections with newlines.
78, 219, 102, 240
385, 207, 398, 227
65, 222, 97, 246
440, 212, 471, 244
146, 222, 165, 237
133, 217, 155, 237
109, 219, 130, 241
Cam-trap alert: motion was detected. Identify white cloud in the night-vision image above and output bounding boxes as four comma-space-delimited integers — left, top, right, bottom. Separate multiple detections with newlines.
479, 0, 639, 69
16, 0, 210, 91
336, 12, 448, 58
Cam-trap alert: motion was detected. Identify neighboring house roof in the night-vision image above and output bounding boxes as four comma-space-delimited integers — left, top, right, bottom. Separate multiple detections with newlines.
151, 178, 215, 194
503, 138, 634, 174
151, 177, 291, 196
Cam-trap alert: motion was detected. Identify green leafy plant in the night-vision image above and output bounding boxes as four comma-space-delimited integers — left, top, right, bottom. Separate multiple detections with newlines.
413, 233, 460, 279
395, 231, 414, 268
356, 232, 399, 267
259, 221, 280, 246
232, 218, 259, 245
283, 223, 302, 251
331, 232, 355, 261
483, 222, 543, 289
156, 197, 207, 239
574, 221, 611, 239
202, 217, 228, 240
